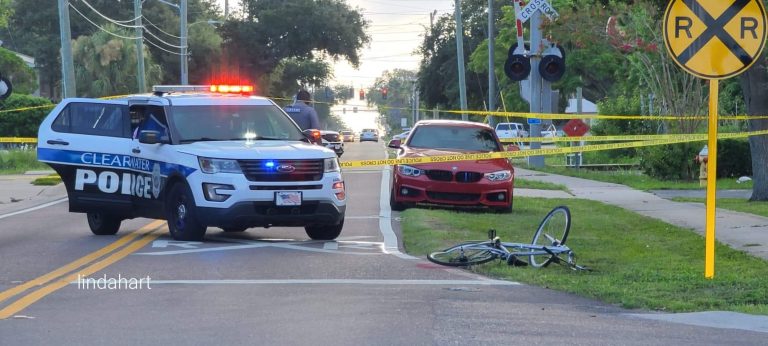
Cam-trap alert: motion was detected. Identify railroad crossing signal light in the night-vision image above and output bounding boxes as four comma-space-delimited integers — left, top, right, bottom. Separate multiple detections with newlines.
381, 88, 388, 100
359, 89, 365, 101
539, 44, 566, 82
504, 44, 531, 82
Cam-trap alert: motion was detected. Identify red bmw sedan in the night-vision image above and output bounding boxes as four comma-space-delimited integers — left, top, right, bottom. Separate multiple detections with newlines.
388, 120, 514, 213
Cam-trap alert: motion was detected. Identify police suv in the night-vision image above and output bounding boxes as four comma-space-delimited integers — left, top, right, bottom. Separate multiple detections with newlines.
37, 85, 346, 241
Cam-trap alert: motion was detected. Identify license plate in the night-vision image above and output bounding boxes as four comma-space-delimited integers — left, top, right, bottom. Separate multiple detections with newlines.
275, 191, 302, 206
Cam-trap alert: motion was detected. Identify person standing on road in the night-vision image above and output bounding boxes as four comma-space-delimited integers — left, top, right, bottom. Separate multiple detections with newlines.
283, 89, 321, 130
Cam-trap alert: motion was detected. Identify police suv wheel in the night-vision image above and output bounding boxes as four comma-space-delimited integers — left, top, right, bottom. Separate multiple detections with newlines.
166, 183, 207, 241
305, 218, 344, 240
86, 212, 121, 235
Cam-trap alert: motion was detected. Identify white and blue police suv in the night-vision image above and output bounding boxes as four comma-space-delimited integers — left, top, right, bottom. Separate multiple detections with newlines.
37, 85, 346, 241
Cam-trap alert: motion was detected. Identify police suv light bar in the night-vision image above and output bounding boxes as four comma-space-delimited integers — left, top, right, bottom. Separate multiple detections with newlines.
151, 85, 254, 94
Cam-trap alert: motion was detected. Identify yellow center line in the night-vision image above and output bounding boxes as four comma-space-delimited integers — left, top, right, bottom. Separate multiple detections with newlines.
0, 220, 164, 305
0, 227, 164, 319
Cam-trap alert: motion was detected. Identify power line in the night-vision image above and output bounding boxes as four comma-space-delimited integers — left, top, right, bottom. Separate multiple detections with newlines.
142, 16, 182, 39
69, 4, 141, 40
143, 37, 186, 56
79, 0, 142, 27
142, 26, 185, 49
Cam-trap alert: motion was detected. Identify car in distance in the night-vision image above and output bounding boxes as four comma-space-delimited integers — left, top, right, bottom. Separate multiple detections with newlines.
37, 84, 346, 241
388, 120, 514, 213
340, 130, 355, 142
321, 130, 344, 157
360, 128, 379, 142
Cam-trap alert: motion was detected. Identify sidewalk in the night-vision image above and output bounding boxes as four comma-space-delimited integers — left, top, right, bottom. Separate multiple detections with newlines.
516, 168, 768, 261
0, 173, 66, 216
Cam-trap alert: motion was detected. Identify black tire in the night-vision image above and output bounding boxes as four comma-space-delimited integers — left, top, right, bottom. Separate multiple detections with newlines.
427, 243, 498, 267
389, 187, 406, 211
86, 212, 121, 235
222, 227, 247, 233
166, 183, 207, 241
305, 218, 344, 240
529, 206, 571, 267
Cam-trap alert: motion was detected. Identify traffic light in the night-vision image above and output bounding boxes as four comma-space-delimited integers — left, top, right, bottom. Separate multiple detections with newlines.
381, 87, 388, 100
359, 89, 365, 101
504, 44, 530, 82
539, 44, 566, 82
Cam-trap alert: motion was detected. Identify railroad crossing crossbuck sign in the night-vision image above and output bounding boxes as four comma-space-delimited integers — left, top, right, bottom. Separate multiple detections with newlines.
663, 0, 767, 79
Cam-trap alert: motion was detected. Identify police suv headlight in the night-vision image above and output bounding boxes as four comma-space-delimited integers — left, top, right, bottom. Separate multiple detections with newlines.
199, 157, 242, 174
203, 183, 234, 202
485, 170, 512, 181
324, 157, 340, 173
398, 165, 422, 177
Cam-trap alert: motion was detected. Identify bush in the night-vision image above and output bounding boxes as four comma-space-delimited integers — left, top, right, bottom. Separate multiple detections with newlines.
639, 143, 699, 181
0, 94, 54, 137
0, 149, 47, 173
717, 139, 751, 178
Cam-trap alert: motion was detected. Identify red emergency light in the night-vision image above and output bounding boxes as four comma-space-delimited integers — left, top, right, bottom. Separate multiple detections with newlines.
209, 85, 254, 94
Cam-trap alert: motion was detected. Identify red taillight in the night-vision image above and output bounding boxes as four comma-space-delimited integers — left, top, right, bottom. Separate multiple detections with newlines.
210, 85, 254, 94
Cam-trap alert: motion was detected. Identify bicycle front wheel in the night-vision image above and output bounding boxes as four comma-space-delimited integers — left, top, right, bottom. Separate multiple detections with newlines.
529, 206, 571, 267
427, 243, 498, 267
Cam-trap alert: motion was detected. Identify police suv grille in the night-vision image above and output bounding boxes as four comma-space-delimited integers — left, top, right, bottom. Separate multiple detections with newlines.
455, 171, 483, 183
238, 160, 324, 182
425, 170, 452, 182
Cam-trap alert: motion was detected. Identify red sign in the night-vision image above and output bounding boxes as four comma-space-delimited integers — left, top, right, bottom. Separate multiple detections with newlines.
563, 119, 589, 137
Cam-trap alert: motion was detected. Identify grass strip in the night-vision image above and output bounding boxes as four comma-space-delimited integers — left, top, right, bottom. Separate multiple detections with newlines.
31, 174, 61, 186
402, 197, 768, 314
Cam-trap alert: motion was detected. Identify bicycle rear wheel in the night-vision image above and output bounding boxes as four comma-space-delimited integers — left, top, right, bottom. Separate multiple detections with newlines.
529, 206, 571, 267
428, 242, 498, 267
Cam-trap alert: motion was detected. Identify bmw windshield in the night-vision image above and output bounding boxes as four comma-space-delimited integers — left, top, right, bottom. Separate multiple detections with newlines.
170, 105, 305, 143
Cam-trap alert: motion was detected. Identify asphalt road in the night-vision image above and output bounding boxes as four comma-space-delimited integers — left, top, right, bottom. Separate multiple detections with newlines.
0, 141, 765, 345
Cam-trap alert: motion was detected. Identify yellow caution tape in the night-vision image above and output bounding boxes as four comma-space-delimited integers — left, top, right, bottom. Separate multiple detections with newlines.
339, 129, 768, 168
0, 137, 37, 143
500, 133, 711, 143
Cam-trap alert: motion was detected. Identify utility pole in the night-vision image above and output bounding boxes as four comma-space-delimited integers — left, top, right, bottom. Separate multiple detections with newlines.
527, 12, 544, 167
454, 0, 468, 120
58, 0, 76, 98
224, 0, 229, 18
134, 0, 146, 93
487, 0, 496, 127
411, 81, 417, 126
180, 0, 188, 85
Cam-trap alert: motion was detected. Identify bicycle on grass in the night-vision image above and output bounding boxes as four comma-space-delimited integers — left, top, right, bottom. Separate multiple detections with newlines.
427, 206, 589, 270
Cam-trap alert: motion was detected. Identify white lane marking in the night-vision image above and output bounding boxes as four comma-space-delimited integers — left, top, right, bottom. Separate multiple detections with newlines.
323, 241, 338, 250
345, 215, 381, 220
380, 166, 418, 260
68, 279, 520, 286
0, 198, 68, 221
152, 240, 203, 249
135, 238, 383, 256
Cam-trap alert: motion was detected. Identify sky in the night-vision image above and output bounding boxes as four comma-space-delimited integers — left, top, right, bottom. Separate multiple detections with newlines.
215, 0, 456, 90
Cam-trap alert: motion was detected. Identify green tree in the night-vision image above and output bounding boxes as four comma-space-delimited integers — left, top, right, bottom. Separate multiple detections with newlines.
0, 94, 53, 137
365, 69, 417, 131
268, 58, 332, 99
72, 24, 162, 97
219, 0, 369, 90
0, 47, 37, 94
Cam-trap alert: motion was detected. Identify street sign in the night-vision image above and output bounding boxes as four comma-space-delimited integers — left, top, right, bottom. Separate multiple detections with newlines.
663, 0, 767, 79
518, 0, 559, 23
563, 119, 589, 137
527, 118, 541, 125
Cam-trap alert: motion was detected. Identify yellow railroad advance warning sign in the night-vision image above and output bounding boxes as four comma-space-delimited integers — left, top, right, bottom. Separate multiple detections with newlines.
663, 0, 767, 79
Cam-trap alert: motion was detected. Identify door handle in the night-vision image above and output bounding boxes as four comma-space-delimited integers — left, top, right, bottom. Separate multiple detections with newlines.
46, 140, 69, 146
132, 148, 141, 154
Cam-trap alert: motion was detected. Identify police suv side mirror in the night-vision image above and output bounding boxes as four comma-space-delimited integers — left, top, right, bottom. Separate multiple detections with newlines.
139, 130, 161, 144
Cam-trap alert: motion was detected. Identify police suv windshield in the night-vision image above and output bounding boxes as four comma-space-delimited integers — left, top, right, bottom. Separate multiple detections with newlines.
171, 105, 305, 143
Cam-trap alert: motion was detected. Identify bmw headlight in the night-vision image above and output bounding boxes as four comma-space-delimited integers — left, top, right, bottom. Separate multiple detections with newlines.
485, 170, 512, 181
199, 157, 242, 174
324, 157, 340, 173
398, 165, 422, 177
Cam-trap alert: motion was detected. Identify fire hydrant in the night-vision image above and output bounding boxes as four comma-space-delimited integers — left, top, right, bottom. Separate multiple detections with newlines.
695, 145, 708, 187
